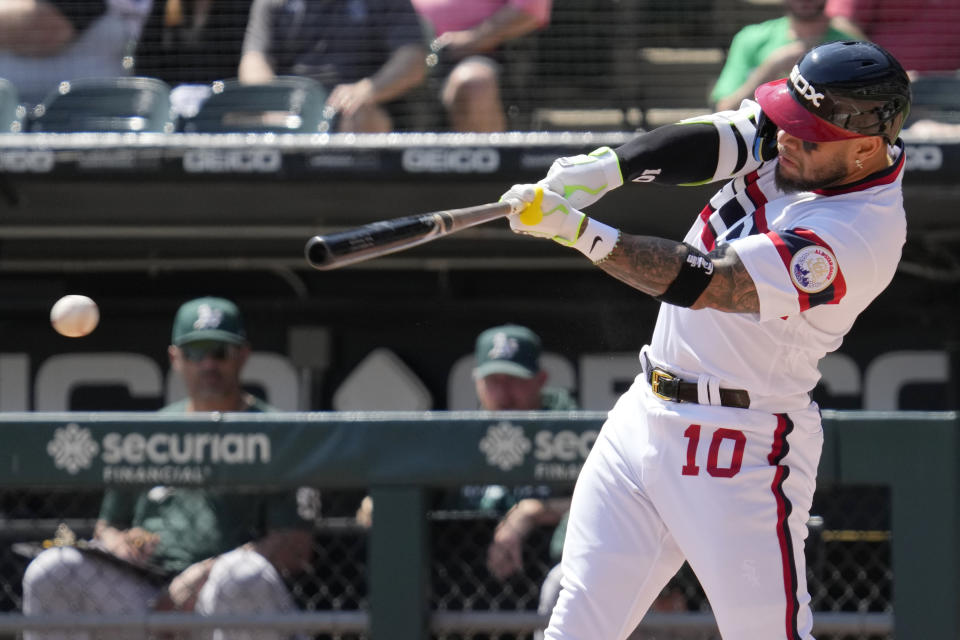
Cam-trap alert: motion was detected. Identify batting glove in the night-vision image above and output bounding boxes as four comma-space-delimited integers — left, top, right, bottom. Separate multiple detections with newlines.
501, 184, 622, 263
540, 146, 624, 209
500, 184, 586, 244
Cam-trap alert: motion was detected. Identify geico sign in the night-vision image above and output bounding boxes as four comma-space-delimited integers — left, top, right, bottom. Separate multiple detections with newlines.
101, 431, 271, 465
0, 150, 55, 173
183, 148, 282, 173
402, 147, 499, 173
905, 145, 942, 171
534, 429, 598, 462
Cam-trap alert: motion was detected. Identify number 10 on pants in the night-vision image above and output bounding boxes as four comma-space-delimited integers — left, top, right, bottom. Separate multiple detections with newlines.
682, 424, 746, 478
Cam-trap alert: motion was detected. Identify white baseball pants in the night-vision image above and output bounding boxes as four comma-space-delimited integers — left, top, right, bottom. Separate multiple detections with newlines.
545, 374, 822, 640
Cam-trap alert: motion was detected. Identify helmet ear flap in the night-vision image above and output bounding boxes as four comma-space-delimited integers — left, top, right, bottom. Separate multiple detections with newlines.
753, 111, 779, 162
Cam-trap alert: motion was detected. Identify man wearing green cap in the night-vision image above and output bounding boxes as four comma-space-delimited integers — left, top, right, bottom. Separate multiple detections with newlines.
356, 324, 575, 540
166, 296, 269, 413
472, 324, 577, 412
23, 297, 314, 639
468, 324, 578, 631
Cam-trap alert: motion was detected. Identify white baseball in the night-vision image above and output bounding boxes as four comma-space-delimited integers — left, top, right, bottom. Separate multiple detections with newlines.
50, 295, 100, 338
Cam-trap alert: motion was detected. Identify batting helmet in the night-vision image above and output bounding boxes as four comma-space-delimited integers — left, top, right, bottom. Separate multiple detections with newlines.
754, 41, 911, 145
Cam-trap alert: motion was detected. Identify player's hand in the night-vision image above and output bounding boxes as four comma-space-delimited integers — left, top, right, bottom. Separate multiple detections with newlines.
500, 184, 586, 245
486, 527, 525, 580
539, 146, 624, 209
155, 557, 216, 612
104, 526, 159, 565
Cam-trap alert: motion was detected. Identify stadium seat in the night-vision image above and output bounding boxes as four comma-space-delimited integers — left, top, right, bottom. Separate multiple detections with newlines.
27, 77, 175, 133
180, 76, 334, 133
0, 78, 26, 133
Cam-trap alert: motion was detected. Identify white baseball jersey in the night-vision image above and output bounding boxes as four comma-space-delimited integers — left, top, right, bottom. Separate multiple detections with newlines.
546, 101, 906, 640
649, 100, 907, 410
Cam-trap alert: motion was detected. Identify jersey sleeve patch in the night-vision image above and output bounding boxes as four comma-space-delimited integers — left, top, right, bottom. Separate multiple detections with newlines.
767, 228, 847, 310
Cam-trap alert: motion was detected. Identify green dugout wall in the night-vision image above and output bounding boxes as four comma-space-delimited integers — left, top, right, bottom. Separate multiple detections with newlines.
0, 410, 956, 638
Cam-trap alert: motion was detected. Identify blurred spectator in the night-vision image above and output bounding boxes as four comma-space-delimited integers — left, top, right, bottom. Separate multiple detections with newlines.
238, 0, 428, 133
826, 0, 960, 74
22, 296, 315, 640
412, 0, 551, 132
711, 0, 862, 111
356, 323, 576, 521
475, 326, 687, 638
0, 0, 152, 106
471, 324, 577, 635
134, 0, 253, 84
471, 323, 576, 413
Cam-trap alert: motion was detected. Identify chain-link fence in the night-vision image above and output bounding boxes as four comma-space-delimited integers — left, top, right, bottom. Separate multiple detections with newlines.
0, 482, 891, 640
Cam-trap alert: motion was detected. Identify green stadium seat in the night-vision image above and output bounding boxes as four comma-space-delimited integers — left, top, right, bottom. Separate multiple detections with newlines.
180, 76, 334, 133
28, 77, 174, 133
0, 78, 26, 133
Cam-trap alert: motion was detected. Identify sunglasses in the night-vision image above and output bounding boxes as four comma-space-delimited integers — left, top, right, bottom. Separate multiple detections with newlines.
179, 342, 237, 362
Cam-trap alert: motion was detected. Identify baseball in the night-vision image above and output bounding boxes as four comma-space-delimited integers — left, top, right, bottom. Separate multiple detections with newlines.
50, 295, 100, 338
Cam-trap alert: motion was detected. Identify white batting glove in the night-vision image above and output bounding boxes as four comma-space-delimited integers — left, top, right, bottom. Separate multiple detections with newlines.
500, 184, 585, 244
539, 146, 624, 209
500, 184, 622, 263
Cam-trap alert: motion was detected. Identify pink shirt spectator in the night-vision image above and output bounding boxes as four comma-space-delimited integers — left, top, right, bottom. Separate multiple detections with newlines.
826, 0, 960, 73
411, 0, 551, 36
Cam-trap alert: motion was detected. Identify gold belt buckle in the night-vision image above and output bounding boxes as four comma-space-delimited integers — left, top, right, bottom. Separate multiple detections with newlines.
650, 369, 676, 401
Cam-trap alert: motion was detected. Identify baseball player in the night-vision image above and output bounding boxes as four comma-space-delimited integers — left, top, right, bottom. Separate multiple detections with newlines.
499, 40, 911, 639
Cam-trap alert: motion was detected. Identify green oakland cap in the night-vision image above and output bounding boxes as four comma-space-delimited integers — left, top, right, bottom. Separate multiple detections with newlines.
474, 324, 541, 379
171, 297, 247, 346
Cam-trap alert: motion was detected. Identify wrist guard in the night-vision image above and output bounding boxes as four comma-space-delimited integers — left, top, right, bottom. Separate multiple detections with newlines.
569, 218, 620, 263
654, 243, 715, 307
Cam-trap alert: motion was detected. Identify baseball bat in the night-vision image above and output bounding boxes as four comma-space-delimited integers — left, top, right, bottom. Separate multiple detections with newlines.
305, 198, 528, 270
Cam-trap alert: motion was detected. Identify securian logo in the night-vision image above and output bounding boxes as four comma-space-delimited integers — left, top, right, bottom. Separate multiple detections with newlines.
47, 423, 99, 475
479, 421, 532, 471
790, 66, 824, 108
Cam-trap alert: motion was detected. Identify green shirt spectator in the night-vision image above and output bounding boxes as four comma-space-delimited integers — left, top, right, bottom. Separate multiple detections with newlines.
99, 397, 308, 575
711, 0, 863, 112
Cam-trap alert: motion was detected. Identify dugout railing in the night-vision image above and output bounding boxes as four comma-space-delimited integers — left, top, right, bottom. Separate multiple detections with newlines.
0, 410, 956, 639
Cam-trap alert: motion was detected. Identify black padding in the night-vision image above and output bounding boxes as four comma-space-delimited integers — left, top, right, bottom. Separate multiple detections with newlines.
615, 123, 719, 185
654, 243, 716, 307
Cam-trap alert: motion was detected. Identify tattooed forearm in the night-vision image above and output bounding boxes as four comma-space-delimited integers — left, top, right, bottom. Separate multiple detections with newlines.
595, 235, 760, 313
692, 244, 759, 313
596, 235, 687, 297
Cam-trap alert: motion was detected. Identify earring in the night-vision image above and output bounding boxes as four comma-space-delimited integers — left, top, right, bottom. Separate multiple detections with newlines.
855, 158, 863, 169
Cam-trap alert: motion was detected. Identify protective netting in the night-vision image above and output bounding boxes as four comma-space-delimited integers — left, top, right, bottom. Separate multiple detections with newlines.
1, 484, 891, 639
0, 1, 830, 131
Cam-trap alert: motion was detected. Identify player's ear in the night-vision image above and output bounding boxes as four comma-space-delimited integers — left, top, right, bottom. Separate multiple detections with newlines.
854, 135, 885, 161
168, 345, 183, 372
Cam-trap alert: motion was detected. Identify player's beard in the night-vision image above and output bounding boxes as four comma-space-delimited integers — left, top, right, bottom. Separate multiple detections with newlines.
774, 154, 848, 192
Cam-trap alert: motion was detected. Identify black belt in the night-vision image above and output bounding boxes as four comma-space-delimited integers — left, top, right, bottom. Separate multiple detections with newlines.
644, 358, 751, 409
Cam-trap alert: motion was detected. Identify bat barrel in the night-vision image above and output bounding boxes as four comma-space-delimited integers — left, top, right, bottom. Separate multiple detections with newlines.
304, 200, 519, 270
305, 214, 439, 270
304, 235, 336, 270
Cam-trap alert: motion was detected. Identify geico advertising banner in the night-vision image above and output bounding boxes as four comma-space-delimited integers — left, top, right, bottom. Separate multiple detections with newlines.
0, 412, 607, 488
